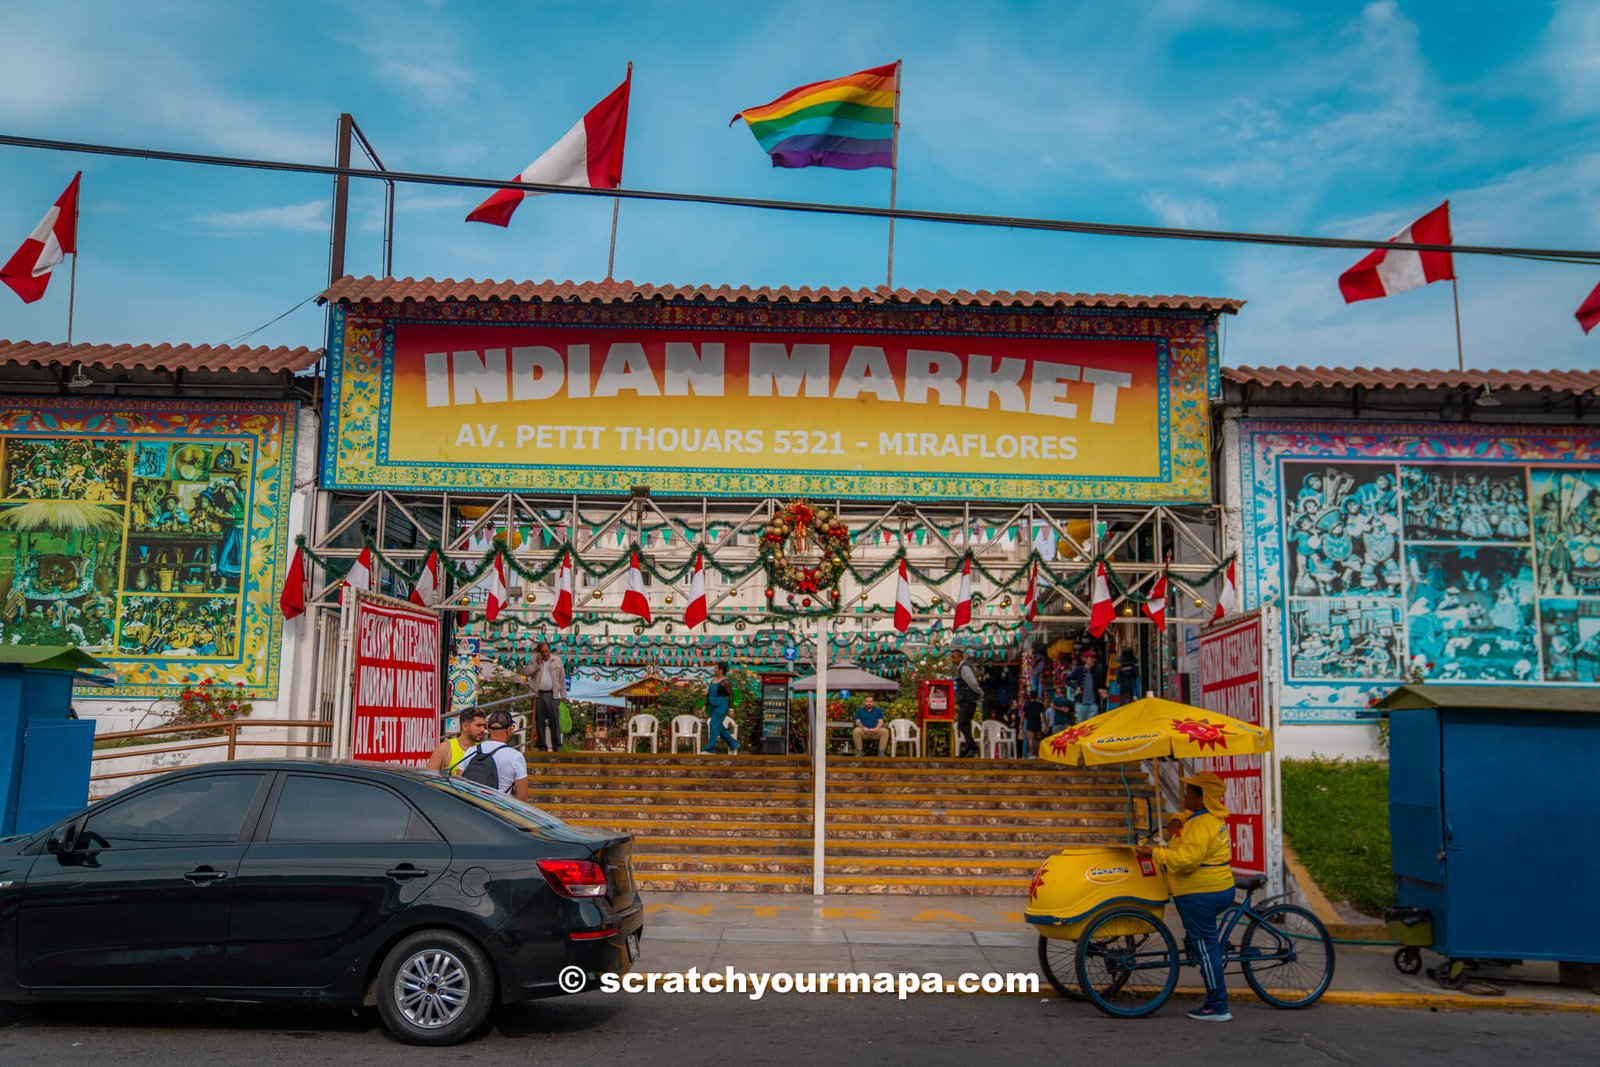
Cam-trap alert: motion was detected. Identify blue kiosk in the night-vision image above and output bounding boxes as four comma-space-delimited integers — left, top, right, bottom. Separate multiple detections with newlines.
0, 646, 111, 835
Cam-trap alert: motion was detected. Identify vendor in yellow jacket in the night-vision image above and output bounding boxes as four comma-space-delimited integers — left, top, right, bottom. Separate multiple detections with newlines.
1137, 771, 1235, 1022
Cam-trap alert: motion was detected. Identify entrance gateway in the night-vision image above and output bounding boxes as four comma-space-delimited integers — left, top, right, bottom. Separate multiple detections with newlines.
300, 277, 1242, 894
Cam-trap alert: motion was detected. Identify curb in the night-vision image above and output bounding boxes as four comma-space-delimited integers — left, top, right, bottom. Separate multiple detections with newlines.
1030, 985, 1600, 1014
1281, 842, 1389, 942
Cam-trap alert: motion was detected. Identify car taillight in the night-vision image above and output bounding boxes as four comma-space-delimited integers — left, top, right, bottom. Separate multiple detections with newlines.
537, 858, 608, 899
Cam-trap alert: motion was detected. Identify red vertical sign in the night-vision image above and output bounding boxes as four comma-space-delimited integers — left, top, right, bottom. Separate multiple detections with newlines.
1196, 612, 1266, 875
351, 599, 441, 766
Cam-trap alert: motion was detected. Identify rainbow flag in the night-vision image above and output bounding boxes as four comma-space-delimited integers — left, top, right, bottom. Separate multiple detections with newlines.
732, 62, 898, 170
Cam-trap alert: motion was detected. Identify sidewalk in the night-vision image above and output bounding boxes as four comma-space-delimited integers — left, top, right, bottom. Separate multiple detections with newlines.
637, 891, 1600, 1013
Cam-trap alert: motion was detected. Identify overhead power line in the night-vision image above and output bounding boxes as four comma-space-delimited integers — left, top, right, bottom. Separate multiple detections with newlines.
5, 131, 1600, 264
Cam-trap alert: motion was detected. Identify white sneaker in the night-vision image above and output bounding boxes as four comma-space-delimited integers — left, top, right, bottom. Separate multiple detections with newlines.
1187, 1007, 1232, 1022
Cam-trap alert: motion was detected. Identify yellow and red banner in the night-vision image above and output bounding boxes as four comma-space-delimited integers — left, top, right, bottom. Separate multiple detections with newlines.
325, 318, 1212, 501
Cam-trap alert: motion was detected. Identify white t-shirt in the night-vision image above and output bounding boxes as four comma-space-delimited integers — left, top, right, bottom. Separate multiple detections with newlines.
460, 740, 528, 794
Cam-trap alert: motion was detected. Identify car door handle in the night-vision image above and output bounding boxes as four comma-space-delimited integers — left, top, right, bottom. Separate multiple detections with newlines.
184, 867, 228, 886
386, 865, 429, 882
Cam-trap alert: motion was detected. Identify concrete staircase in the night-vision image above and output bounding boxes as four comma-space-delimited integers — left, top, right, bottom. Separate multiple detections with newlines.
523, 751, 1152, 895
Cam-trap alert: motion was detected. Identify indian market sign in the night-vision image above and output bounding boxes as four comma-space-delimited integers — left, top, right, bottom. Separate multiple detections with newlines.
1196, 611, 1268, 877
350, 598, 441, 766
322, 305, 1215, 501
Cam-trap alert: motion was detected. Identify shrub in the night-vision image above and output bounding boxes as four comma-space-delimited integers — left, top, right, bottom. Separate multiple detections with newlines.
167, 678, 253, 738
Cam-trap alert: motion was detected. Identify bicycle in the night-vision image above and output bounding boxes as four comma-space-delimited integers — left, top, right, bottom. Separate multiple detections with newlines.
1070, 873, 1336, 1018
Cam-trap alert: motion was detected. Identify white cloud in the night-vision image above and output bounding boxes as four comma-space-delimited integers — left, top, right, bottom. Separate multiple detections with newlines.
194, 201, 327, 235
1142, 191, 1220, 229
1537, 0, 1600, 113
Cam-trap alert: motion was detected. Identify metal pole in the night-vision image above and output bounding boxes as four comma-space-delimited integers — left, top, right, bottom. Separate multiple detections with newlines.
885, 59, 902, 290
328, 113, 354, 287
812, 621, 828, 896
1451, 277, 1465, 372
607, 198, 620, 281
66, 252, 77, 345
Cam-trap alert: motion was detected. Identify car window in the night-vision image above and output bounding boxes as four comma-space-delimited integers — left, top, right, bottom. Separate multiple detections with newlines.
81, 774, 265, 848
266, 775, 435, 843
425, 775, 574, 833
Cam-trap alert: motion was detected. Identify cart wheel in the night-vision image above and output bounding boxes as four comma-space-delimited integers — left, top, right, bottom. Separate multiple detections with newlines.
1394, 947, 1422, 975
1239, 903, 1335, 1009
1073, 908, 1178, 1019
1036, 936, 1084, 1001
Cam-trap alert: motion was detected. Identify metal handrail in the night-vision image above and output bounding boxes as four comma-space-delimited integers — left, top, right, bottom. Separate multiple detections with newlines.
91, 718, 335, 781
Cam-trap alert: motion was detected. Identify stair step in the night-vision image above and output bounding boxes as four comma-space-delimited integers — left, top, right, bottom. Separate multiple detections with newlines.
825, 794, 1143, 812
635, 854, 1048, 876
538, 805, 809, 822
528, 789, 808, 807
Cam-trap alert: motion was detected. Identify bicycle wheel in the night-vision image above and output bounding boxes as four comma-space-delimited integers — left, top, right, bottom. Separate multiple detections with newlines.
1036, 935, 1084, 1001
1240, 903, 1335, 1008
1073, 907, 1178, 1018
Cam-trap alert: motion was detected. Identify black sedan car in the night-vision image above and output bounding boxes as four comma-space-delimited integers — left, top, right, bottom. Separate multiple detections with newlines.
0, 760, 643, 1045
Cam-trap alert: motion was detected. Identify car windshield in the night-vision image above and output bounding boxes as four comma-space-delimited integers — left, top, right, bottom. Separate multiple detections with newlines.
423, 775, 575, 833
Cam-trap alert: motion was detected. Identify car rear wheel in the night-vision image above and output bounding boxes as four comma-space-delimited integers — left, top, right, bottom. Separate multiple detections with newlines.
376, 930, 495, 1046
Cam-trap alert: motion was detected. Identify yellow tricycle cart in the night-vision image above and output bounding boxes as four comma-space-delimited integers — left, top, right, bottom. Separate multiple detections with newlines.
1024, 697, 1335, 1017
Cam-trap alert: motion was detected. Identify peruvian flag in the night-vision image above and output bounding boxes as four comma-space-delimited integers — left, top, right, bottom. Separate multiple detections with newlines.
1022, 561, 1039, 622
1576, 278, 1600, 335
3, 173, 81, 304
952, 557, 973, 630
341, 546, 373, 599
621, 551, 652, 622
1211, 561, 1239, 622
683, 552, 708, 629
1088, 562, 1115, 637
484, 552, 509, 623
1143, 573, 1168, 629
279, 545, 308, 620
1339, 201, 1454, 303
893, 558, 913, 633
409, 549, 441, 607
466, 67, 631, 227
552, 551, 575, 629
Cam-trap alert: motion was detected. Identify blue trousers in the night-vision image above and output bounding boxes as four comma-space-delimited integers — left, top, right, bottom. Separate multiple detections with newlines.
1174, 887, 1235, 1012
701, 714, 739, 753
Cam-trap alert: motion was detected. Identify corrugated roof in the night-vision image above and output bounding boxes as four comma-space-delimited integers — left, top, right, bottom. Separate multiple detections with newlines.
319, 275, 1245, 313
1225, 365, 1600, 395
0, 339, 321, 375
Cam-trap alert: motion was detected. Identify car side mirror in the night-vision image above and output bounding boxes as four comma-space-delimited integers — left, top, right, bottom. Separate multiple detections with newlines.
46, 824, 76, 854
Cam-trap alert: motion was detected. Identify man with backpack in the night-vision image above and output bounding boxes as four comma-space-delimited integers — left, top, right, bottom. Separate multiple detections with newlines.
453, 708, 529, 800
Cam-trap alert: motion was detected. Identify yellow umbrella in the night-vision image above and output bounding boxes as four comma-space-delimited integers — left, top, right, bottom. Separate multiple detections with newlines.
1038, 695, 1272, 767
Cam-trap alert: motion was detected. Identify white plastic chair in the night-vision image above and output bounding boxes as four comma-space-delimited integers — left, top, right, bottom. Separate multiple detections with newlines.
628, 713, 660, 753
888, 717, 921, 757
670, 714, 704, 753
979, 719, 1018, 759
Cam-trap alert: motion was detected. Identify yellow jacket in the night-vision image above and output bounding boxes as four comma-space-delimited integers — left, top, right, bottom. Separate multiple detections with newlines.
1151, 809, 1235, 896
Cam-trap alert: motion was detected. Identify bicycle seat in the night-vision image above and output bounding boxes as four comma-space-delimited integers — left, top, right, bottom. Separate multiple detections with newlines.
1234, 873, 1267, 892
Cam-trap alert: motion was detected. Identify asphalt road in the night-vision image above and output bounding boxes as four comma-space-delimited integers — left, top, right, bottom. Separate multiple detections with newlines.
2, 994, 1597, 1065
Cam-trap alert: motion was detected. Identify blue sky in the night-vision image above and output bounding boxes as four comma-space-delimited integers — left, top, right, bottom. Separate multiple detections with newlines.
1, 0, 1597, 370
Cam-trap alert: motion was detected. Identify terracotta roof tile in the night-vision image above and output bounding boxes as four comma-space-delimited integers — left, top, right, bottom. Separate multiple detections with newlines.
0, 339, 320, 376
1225, 365, 1600, 395
319, 275, 1244, 313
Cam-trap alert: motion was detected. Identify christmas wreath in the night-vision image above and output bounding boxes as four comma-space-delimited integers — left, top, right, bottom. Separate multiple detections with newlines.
760, 501, 852, 594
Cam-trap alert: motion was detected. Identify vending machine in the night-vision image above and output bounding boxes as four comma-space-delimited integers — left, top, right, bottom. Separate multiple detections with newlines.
760, 672, 792, 755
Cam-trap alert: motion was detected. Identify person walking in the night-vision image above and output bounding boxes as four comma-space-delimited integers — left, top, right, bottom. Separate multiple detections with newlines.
951, 648, 983, 758
521, 641, 567, 752
426, 709, 486, 773
1066, 648, 1107, 725
700, 662, 740, 755
1020, 690, 1045, 758
455, 709, 530, 800
1137, 772, 1235, 1022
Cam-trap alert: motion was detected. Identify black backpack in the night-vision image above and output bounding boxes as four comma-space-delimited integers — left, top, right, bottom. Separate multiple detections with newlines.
454, 742, 505, 790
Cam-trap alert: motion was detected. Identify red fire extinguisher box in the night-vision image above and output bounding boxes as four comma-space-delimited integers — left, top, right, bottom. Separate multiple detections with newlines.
919, 679, 954, 723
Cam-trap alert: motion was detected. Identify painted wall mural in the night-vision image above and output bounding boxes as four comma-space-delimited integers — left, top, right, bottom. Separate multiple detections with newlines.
0, 398, 297, 697
1238, 421, 1600, 724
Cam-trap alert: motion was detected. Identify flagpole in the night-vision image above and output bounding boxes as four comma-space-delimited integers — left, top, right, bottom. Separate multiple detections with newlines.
606, 61, 632, 283
886, 59, 902, 290
67, 185, 78, 344
1451, 277, 1465, 371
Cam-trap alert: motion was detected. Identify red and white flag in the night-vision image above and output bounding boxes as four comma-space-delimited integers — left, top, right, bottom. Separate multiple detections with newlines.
1022, 561, 1039, 622
621, 551, 652, 622
1211, 561, 1239, 623
279, 545, 308, 620
952, 557, 973, 630
893, 558, 913, 633
2, 172, 80, 304
341, 546, 373, 599
1576, 278, 1600, 335
683, 553, 708, 629
1339, 201, 1454, 303
466, 67, 631, 227
1088, 561, 1115, 637
552, 551, 575, 629
1142, 573, 1168, 629
484, 552, 509, 623
409, 549, 441, 607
